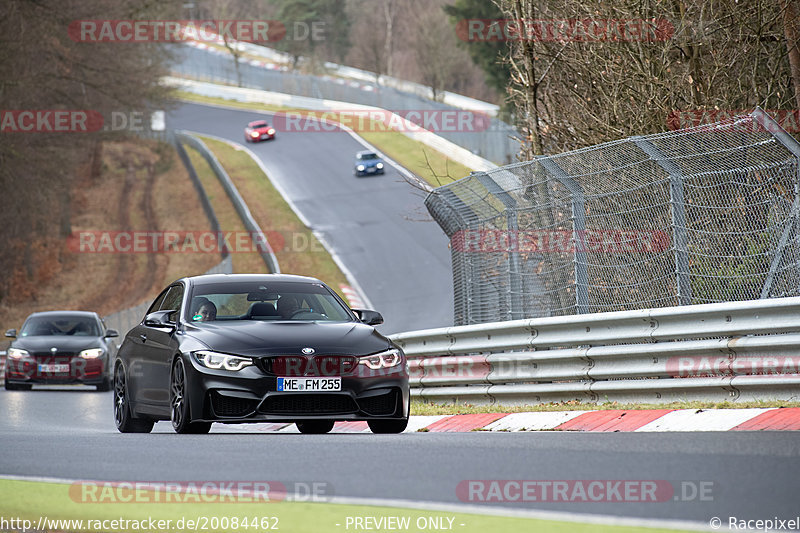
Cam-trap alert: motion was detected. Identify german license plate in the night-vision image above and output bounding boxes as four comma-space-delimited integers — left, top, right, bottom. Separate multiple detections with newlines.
277, 377, 341, 392
38, 364, 70, 373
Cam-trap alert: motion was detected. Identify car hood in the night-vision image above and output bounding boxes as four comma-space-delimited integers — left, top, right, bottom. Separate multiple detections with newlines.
356, 159, 382, 167
183, 320, 391, 356
11, 335, 103, 354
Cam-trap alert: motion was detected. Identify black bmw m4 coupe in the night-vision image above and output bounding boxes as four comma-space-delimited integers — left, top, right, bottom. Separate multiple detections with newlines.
113, 274, 409, 434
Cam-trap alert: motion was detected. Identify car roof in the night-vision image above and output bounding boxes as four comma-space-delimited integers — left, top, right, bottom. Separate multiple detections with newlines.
356, 150, 379, 157
183, 273, 325, 287
25, 310, 100, 319
248, 120, 269, 126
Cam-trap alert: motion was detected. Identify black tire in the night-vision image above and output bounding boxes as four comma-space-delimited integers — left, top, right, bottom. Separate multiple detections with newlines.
296, 420, 335, 434
4, 378, 31, 391
96, 375, 111, 392
113, 365, 153, 433
368, 418, 408, 434
170, 358, 211, 434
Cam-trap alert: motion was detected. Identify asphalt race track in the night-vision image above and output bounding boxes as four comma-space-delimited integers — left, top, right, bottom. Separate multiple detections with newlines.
3, 103, 798, 531
2, 388, 799, 528
167, 102, 454, 336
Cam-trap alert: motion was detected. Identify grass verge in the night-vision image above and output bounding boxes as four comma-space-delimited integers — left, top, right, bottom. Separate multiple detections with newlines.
173, 91, 474, 187
411, 399, 800, 416
0, 479, 696, 533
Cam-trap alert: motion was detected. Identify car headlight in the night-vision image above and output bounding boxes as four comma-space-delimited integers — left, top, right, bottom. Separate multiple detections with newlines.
357, 164, 365, 171
251, 131, 259, 137
195, 350, 253, 371
359, 348, 402, 370
79, 348, 104, 359
7, 348, 29, 360
267, 128, 275, 135
376, 162, 384, 169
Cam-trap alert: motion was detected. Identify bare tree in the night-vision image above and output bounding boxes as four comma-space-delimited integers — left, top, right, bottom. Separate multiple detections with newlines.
346, 0, 390, 83
0, 0, 174, 303
497, 0, 797, 153
406, 1, 467, 100
780, 0, 800, 109
383, 0, 398, 77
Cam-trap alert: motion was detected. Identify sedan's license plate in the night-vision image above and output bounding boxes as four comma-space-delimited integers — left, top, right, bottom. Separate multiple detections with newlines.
277, 377, 341, 392
38, 364, 69, 373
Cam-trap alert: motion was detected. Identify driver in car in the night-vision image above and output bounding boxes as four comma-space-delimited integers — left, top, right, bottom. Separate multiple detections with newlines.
192, 300, 217, 322
277, 295, 300, 319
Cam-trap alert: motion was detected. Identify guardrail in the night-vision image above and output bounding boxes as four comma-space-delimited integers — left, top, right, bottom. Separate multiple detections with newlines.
389, 297, 800, 405
175, 130, 281, 273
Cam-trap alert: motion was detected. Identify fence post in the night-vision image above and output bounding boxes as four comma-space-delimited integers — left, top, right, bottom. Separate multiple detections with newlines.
475, 172, 524, 320
631, 137, 692, 305
751, 108, 800, 298
424, 188, 476, 325
536, 157, 589, 314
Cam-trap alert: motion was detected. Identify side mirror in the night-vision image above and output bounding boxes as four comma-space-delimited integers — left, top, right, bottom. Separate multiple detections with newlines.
4, 329, 16, 338
352, 309, 384, 326
104, 329, 119, 338
143, 310, 176, 329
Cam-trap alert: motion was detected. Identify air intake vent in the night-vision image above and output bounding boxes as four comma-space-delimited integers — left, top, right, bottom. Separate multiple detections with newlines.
261, 394, 357, 414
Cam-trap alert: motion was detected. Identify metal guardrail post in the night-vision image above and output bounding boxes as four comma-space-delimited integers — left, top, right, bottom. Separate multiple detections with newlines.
751, 107, 800, 298
631, 136, 692, 305
536, 157, 589, 314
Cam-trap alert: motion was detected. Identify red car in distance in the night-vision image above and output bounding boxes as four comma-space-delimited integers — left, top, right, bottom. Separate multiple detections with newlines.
244, 120, 276, 143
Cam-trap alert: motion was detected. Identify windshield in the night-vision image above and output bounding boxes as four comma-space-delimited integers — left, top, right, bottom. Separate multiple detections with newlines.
250, 122, 268, 128
187, 281, 354, 323
357, 152, 379, 160
20, 316, 100, 337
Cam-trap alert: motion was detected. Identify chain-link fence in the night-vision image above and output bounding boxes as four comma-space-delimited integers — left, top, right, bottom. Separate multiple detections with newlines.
171, 45, 519, 165
426, 108, 800, 325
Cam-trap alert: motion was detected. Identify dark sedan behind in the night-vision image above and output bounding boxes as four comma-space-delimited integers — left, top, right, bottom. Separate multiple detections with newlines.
4, 311, 118, 391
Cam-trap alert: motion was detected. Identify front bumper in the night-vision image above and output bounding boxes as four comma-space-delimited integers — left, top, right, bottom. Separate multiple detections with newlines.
355, 166, 384, 176
184, 355, 410, 423
5, 356, 108, 385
